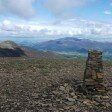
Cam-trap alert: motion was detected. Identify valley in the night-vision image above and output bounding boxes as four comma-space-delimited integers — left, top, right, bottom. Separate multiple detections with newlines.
20, 37, 112, 59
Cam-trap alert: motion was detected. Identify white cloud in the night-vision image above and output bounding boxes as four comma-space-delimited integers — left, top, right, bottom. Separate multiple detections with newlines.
0, 0, 97, 19
0, 19, 112, 40
44, 0, 96, 14
0, 0, 36, 19
2, 20, 12, 26
104, 10, 111, 15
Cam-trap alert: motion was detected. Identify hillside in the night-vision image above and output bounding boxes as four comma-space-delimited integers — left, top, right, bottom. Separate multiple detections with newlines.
0, 41, 26, 57
0, 40, 61, 58
32, 37, 112, 55
21, 46, 61, 58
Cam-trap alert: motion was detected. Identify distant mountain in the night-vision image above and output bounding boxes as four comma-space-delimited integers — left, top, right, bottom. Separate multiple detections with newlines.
17, 40, 38, 47
32, 37, 112, 56
0, 40, 61, 58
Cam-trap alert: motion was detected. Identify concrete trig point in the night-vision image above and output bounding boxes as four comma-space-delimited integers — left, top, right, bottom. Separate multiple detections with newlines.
84, 50, 106, 94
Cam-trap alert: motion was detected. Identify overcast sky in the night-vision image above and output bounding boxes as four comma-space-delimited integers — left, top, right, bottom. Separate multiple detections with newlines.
0, 0, 112, 42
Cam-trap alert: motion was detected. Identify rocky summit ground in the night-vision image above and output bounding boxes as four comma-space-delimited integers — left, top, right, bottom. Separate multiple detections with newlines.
0, 58, 111, 112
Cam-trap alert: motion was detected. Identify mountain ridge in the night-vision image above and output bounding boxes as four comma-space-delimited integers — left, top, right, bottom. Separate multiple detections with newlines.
32, 37, 112, 55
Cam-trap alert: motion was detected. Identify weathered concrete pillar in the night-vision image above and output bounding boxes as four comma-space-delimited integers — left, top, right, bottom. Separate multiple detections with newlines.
84, 50, 106, 94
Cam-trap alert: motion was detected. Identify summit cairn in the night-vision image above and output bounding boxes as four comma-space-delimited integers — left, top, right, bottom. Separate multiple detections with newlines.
83, 50, 106, 94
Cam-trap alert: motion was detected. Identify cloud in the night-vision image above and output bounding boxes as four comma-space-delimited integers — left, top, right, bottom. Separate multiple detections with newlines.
44, 0, 96, 14
0, 0, 36, 19
0, 19, 112, 40
104, 10, 111, 15
0, 0, 97, 19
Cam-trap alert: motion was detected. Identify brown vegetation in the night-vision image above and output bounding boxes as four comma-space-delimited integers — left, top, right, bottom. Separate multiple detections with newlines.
0, 58, 111, 112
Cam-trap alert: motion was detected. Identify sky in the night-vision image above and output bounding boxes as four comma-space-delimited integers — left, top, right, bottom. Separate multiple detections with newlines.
0, 0, 112, 42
